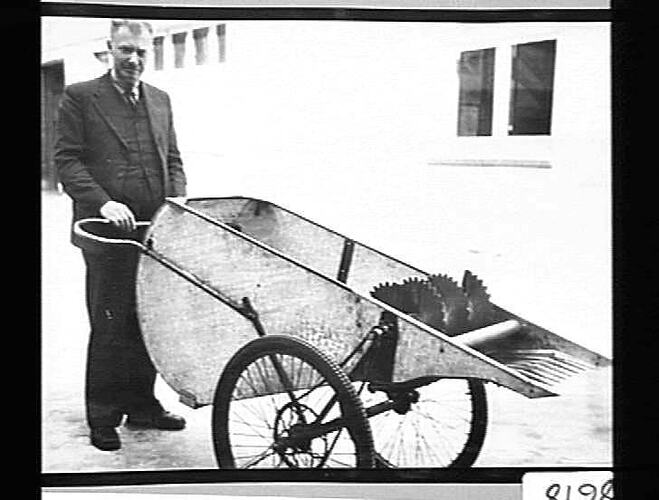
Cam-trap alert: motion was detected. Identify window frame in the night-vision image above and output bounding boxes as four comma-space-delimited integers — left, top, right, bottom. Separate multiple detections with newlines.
507, 39, 557, 136
456, 47, 496, 137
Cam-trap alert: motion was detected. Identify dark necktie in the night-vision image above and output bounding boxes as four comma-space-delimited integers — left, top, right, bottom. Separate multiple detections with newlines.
124, 89, 137, 107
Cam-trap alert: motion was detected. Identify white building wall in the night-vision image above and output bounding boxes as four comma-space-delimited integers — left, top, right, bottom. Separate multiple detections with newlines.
41, 18, 611, 356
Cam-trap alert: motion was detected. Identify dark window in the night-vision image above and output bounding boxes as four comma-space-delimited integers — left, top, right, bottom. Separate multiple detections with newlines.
508, 39, 556, 135
173, 32, 187, 68
457, 48, 495, 136
217, 24, 226, 62
193, 27, 208, 65
153, 36, 164, 70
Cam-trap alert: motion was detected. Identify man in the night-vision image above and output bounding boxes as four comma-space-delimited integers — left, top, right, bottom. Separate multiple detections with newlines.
54, 19, 188, 451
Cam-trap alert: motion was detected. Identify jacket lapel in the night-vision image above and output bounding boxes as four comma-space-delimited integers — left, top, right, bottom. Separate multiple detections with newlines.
142, 83, 167, 164
90, 73, 130, 150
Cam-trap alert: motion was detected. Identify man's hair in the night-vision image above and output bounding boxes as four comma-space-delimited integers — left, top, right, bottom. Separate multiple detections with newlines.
110, 19, 154, 39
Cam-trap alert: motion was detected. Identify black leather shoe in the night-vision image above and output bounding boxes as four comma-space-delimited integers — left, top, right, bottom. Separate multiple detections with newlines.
126, 410, 186, 430
90, 427, 121, 451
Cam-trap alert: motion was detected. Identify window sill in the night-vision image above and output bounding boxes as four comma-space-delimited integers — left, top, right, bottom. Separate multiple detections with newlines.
427, 159, 552, 169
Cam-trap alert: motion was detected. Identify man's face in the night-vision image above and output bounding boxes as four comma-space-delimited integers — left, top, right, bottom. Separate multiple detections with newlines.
109, 26, 151, 87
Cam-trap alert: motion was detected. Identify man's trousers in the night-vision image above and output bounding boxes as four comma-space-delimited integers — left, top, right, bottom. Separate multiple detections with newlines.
82, 245, 163, 429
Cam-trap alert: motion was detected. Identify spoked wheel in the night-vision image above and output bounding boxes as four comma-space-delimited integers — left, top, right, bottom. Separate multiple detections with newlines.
212, 335, 375, 468
359, 378, 487, 468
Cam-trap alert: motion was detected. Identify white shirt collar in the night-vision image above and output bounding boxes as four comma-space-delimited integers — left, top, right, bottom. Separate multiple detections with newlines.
110, 69, 141, 100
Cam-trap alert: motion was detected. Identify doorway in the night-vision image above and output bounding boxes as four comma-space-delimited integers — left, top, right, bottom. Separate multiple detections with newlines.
41, 61, 64, 191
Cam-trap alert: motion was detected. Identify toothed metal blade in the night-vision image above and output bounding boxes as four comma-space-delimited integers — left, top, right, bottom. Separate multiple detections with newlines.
400, 277, 428, 309
427, 274, 470, 335
371, 282, 416, 313
402, 277, 447, 331
371, 279, 450, 332
462, 270, 496, 329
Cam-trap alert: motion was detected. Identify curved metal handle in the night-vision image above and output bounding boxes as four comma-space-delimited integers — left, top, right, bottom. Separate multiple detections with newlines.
72, 218, 151, 254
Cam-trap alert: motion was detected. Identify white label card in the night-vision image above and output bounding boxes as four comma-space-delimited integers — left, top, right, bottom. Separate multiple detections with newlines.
523, 471, 614, 500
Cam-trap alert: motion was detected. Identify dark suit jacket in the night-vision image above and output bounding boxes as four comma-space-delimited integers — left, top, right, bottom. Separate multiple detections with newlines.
54, 71, 187, 223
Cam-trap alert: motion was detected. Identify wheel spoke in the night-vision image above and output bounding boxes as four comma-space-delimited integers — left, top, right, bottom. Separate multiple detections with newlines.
417, 408, 471, 427
240, 446, 279, 468
253, 357, 274, 395
320, 428, 345, 467
232, 397, 274, 427
228, 416, 270, 438
229, 408, 272, 437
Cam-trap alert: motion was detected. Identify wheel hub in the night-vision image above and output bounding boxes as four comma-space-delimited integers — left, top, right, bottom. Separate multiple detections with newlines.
273, 401, 329, 467
390, 389, 420, 415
